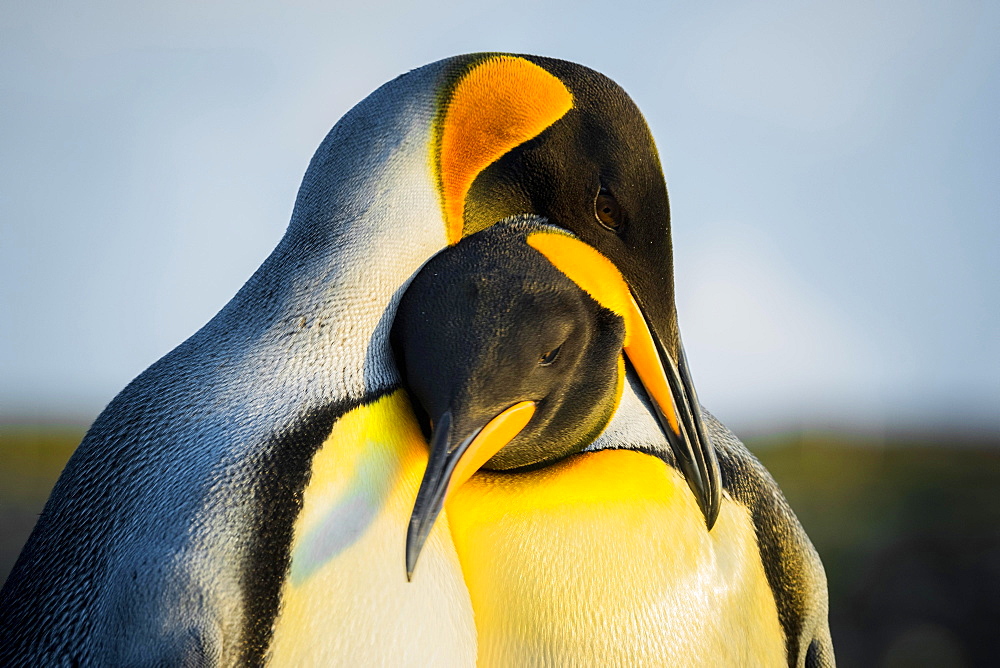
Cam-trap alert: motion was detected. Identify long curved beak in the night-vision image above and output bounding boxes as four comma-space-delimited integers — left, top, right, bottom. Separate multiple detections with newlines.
406, 401, 535, 580
623, 292, 721, 529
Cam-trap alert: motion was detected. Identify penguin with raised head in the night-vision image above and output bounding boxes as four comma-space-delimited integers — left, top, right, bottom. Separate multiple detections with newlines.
0, 53, 831, 666
394, 216, 834, 667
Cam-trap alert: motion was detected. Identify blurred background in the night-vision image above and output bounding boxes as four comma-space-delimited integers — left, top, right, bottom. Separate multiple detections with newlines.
2, 1, 997, 665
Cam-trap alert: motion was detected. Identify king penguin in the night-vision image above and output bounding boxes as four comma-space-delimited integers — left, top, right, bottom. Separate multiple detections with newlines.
0, 53, 831, 666
393, 217, 834, 667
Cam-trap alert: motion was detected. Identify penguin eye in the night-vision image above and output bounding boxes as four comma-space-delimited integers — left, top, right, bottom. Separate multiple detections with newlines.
595, 187, 624, 232
538, 345, 562, 366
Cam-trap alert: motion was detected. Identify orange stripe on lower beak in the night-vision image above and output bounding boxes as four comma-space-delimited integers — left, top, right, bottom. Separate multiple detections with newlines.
407, 400, 536, 580
446, 401, 536, 498
622, 292, 682, 437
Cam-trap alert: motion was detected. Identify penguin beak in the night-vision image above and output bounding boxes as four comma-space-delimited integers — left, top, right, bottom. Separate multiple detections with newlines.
405, 401, 536, 580
622, 292, 722, 530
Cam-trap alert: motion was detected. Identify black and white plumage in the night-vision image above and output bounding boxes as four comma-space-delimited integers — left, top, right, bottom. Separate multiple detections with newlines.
0, 54, 833, 667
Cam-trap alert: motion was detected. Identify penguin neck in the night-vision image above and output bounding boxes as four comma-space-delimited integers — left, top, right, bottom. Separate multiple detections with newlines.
199, 61, 451, 416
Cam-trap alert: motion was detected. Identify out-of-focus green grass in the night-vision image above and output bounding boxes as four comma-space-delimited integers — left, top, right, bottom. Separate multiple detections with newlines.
1, 426, 997, 667
751, 432, 1000, 668
0, 427, 82, 580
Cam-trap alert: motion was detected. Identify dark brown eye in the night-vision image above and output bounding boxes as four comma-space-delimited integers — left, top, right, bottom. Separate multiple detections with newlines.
539, 345, 562, 366
595, 187, 623, 232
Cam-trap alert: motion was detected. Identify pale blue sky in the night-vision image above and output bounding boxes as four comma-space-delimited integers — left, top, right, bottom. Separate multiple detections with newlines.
2, 0, 998, 433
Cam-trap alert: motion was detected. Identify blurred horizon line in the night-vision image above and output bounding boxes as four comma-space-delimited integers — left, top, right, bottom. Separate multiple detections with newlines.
2, 411, 997, 447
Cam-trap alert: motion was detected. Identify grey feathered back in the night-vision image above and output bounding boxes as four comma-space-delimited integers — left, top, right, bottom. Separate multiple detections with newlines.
0, 55, 457, 666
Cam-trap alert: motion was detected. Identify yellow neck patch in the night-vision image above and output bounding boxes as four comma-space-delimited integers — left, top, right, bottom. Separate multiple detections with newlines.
526, 231, 638, 344
437, 56, 573, 245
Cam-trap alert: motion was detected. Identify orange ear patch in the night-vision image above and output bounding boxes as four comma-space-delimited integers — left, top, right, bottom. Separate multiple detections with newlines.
526, 231, 638, 340
437, 56, 573, 245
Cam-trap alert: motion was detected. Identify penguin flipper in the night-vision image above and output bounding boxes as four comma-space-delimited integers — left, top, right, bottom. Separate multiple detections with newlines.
704, 410, 836, 668
805, 633, 836, 668
104, 625, 222, 668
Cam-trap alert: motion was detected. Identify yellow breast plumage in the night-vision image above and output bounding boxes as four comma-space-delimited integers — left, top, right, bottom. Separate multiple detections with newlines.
449, 449, 786, 667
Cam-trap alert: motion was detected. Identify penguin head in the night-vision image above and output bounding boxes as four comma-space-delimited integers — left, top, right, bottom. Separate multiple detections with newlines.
393, 218, 626, 472
437, 55, 677, 356
393, 217, 693, 578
